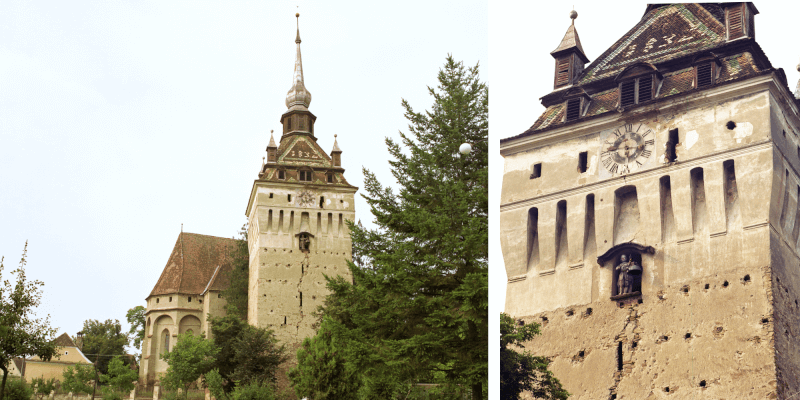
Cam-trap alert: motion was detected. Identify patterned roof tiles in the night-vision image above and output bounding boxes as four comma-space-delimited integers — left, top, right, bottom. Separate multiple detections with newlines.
148, 232, 238, 297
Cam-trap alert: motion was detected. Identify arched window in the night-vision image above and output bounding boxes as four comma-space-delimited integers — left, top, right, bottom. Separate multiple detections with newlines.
163, 331, 170, 354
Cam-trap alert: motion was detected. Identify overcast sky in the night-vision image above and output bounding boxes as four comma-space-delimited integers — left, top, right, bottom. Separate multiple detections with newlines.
0, 0, 487, 374
490, 1, 800, 316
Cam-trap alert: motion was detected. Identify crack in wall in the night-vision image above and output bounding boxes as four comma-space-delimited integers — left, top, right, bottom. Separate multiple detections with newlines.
609, 306, 642, 399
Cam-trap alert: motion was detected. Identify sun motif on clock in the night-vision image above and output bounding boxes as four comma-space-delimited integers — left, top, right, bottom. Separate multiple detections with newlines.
601, 123, 656, 176
298, 190, 315, 207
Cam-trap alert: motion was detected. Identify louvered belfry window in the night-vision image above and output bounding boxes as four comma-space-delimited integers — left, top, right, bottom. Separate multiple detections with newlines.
727, 4, 745, 40
696, 63, 714, 88
555, 56, 572, 87
638, 75, 653, 102
620, 75, 654, 107
565, 98, 581, 121
620, 80, 636, 107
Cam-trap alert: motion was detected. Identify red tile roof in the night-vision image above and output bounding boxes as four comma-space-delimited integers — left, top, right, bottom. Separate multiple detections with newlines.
148, 232, 238, 297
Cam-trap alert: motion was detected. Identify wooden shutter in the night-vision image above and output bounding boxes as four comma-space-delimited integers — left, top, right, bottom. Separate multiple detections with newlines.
555, 57, 572, 87
638, 75, 653, 102
696, 63, 713, 88
620, 81, 636, 107
565, 98, 581, 121
728, 5, 744, 39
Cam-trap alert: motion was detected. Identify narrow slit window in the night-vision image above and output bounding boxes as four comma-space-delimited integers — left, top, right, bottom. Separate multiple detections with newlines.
288, 194, 292, 202
667, 129, 679, 162
320, 196, 325, 208
578, 152, 588, 173
278, 170, 285, 180
638, 75, 653, 102
555, 57, 571, 87
565, 98, 581, 121
727, 5, 744, 39
620, 81, 636, 107
530, 163, 542, 179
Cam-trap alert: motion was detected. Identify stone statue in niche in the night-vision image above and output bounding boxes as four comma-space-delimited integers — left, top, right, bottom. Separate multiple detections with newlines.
299, 233, 310, 252
615, 254, 642, 295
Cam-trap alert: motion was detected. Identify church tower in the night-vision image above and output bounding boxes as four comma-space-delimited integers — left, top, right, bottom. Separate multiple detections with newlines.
500, 4, 800, 398
245, 14, 357, 346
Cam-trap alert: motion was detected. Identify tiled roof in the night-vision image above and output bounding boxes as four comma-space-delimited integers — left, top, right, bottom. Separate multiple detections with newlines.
148, 232, 238, 297
54, 332, 76, 348
503, 3, 785, 143
579, 4, 725, 85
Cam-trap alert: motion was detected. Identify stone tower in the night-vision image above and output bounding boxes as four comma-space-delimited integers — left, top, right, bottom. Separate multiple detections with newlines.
245, 14, 357, 347
500, 4, 800, 398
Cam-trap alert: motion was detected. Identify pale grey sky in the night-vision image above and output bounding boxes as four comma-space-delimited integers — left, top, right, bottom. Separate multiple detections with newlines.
490, 1, 800, 318
0, 0, 487, 373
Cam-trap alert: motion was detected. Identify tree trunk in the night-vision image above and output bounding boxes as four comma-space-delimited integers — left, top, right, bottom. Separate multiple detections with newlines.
472, 382, 483, 400
0, 365, 9, 400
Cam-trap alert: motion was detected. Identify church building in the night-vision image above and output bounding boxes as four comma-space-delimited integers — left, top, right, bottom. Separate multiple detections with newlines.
139, 14, 356, 386
500, 3, 800, 398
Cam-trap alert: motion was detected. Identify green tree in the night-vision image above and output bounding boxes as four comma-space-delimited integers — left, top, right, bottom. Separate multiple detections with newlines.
160, 333, 218, 398
207, 314, 286, 393
61, 364, 95, 395
0, 243, 59, 400
500, 313, 569, 400
1, 378, 32, 400
314, 56, 488, 399
99, 355, 138, 394
288, 317, 360, 400
126, 306, 146, 353
220, 224, 248, 320
78, 319, 128, 375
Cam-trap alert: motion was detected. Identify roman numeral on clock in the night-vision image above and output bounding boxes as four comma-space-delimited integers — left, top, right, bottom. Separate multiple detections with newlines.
625, 124, 633, 132
645, 139, 655, 146
602, 157, 613, 168
641, 149, 652, 158
610, 163, 619, 174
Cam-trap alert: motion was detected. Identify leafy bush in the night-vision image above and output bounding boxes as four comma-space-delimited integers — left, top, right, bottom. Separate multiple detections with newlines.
230, 382, 276, 400
30, 377, 56, 399
99, 355, 137, 393
204, 369, 227, 400
3, 378, 33, 400
101, 387, 123, 400
61, 363, 95, 394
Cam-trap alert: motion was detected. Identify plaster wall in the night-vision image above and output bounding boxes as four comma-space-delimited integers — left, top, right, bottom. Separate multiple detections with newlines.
247, 183, 355, 346
501, 79, 795, 398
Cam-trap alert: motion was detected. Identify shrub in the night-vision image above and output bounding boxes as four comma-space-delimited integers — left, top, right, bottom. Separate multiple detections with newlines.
101, 388, 123, 400
30, 377, 57, 399
230, 381, 276, 400
61, 363, 95, 394
3, 378, 33, 400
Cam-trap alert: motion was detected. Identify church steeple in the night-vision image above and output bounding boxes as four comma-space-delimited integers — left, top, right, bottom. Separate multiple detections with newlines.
281, 13, 316, 137
285, 13, 311, 111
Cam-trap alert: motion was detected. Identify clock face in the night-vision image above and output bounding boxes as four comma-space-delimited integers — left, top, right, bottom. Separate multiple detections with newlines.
298, 190, 315, 207
601, 123, 656, 176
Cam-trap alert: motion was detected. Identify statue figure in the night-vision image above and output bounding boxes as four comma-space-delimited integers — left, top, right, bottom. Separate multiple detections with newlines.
616, 254, 634, 295
299, 234, 310, 252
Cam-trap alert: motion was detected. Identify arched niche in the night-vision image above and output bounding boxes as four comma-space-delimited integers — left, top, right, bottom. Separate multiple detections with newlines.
179, 314, 201, 336
598, 243, 655, 299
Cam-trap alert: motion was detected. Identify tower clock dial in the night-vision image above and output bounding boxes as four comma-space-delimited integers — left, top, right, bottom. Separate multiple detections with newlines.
601, 123, 656, 176
298, 190, 315, 207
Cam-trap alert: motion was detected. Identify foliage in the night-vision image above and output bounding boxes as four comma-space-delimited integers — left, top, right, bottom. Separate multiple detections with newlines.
310, 56, 488, 400
0, 243, 59, 400
500, 313, 569, 400
204, 369, 226, 400
99, 355, 137, 394
78, 319, 128, 374
220, 224, 249, 320
230, 381, 278, 400
1, 378, 31, 400
288, 317, 360, 400
61, 364, 95, 395
160, 333, 218, 396
100, 387, 123, 400
126, 306, 146, 353
29, 377, 56, 400
207, 314, 286, 393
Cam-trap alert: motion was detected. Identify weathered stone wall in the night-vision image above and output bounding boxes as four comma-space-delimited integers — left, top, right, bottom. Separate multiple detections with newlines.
501, 77, 795, 398
247, 184, 355, 346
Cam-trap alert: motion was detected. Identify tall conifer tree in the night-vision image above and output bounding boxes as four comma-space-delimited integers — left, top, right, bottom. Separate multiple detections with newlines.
299, 56, 488, 399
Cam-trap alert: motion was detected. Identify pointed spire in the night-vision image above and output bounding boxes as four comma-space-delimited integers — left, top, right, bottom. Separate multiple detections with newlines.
331, 134, 341, 152
286, 13, 312, 111
268, 129, 277, 148
331, 134, 342, 167
551, 9, 589, 63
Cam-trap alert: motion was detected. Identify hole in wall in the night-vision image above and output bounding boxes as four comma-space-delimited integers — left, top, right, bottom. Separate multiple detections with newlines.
585, 307, 593, 316
617, 342, 623, 371
517, 319, 525, 326
578, 350, 585, 358
681, 285, 689, 293
700, 380, 707, 388
664, 387, 670, 393
761, 318, 769, 324
566, 310, 574, 317
726, 121, 736, 130
637, 299, 643, 304
631, 340, 638, 348
541, 316, 548, 323
610, 394, 617, 400
705, 283, 710, 290
723, 281, 729, 287
685, 332, 692, 339
743, 274, 750, 282
619, 302, 625, 308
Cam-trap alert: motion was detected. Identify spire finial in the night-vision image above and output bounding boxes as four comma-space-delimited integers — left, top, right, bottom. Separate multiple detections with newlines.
570, 9, 577, 24
268, 129, 277, 148
286, 13, 311, 111
332, 134, 341, 152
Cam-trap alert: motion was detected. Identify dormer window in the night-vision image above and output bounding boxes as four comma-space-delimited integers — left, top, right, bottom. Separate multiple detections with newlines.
555, 57, 572, 88
326, 172, 334, 183
692, 54, 721, 89
725, 3, 758, 41
278, 169, 286, 180
565, 98, 581, 121
299, 170, 312, 182
562, 88, 591, 122
619, 75, 654, 107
